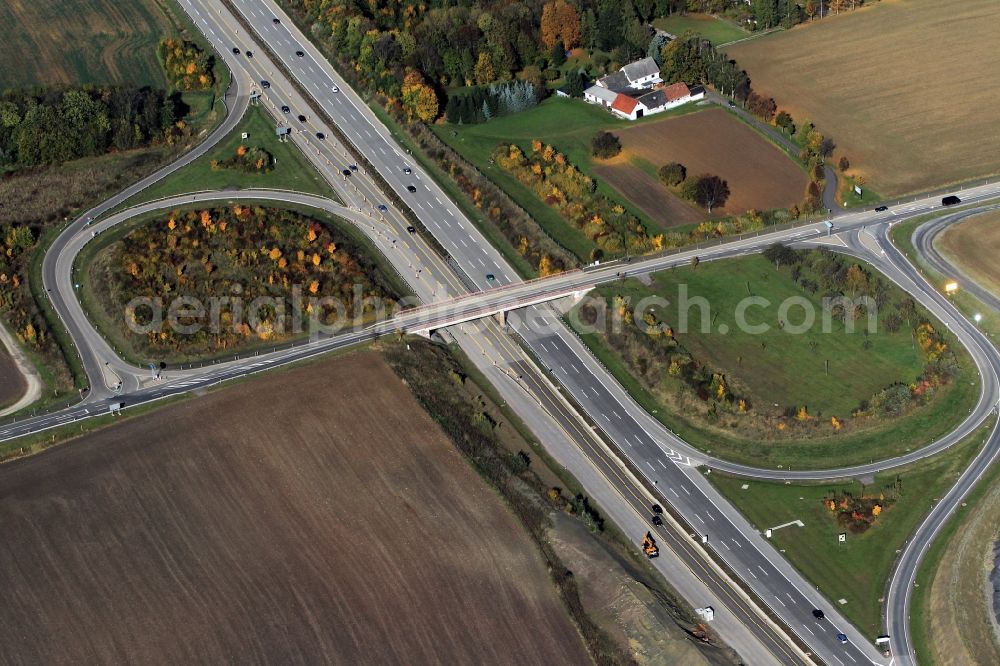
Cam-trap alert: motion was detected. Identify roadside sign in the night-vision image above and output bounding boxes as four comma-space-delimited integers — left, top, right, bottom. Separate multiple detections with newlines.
854, 184, 863, 196
838, 533, 847, 543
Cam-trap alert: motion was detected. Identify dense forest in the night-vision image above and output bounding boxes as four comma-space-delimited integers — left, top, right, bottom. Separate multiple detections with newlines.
0, 86, 185, 168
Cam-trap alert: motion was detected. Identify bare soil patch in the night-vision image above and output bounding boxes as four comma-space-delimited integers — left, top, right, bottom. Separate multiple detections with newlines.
593, 161, 704, 229
728, 0, 1000, 196
0, 351, 590, 665
937, 210, 1000, 299
0, 348, 26, 409
613, 109, 808, 215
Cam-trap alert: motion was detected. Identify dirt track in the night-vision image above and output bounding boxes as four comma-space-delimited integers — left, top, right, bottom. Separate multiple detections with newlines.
612, 108, 808, 215
0, 351, 589, 665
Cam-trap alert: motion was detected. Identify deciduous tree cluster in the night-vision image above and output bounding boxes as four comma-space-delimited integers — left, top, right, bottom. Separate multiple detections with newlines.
281, 0, 681, 121
0, 86, 183, 167
100, 206, 398, 357
159, 38, 215, 91
494, 140, 659, 257
210, 144, 274, 174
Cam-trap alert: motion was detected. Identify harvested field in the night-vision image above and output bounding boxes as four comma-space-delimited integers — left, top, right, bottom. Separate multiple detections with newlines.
0, 352, 590, 664
728, 0, 1000, 197
922, 457, 1000, 666
0, 348, 25, 409
0, 0, 180, 88
613, 108, 808, 215
937, 210, 1000, 298
593, 160, 703, 228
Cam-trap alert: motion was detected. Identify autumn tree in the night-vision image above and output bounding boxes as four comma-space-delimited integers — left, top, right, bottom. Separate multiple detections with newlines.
838, 155, 850, 171
474, 52, 496, 85
683, 174, 730, 213
658, 162, 686, 187
400, 70, 439, 122
540, 0, 581, 51
591, 131, 621, 159
775, 111, 795, 135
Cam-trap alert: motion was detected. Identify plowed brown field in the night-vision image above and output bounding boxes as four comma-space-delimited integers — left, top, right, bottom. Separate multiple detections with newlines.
0, 352, 589, 664
609, 108, 808, 216
0, 349, 25, 409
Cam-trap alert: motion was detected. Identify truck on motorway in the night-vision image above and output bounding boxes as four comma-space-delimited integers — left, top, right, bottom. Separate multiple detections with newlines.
642, 532, 659, 558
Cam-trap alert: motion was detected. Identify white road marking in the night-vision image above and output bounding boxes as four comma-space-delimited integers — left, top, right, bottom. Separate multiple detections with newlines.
775, 595, 786, 607
802, 624, 815, 636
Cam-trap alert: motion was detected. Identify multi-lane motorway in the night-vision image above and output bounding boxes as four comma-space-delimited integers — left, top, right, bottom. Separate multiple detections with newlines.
7, 0, 1000, 664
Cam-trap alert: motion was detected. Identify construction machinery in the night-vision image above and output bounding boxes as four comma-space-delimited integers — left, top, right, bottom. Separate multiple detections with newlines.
642, 531, 659, 558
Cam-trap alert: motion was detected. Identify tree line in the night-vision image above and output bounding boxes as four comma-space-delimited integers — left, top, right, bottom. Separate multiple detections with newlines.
281, 0, 689, 121
0, 86, 183, 167
686, 0, 876, 30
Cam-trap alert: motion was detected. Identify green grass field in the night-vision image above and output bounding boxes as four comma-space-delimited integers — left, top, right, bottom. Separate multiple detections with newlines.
652, 13, 748, 45
0, 0, 187, 88
129, 105, 338, 204
570, 253, 980, 468
711, 417, 994, 637
433, 97, 705, 259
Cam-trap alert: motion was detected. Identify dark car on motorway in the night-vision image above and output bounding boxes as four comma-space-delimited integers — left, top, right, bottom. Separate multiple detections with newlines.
406, 226, 416, 234
812, 609, 825, 620
406, 185, 417, 193
377, 204, 388, 212
272, 17, 280, 24
651, 515, 663, 526
232, 47, 240, 55
837, 633, 848, 644
342, 169, 352, 177
874, 205, 888, 212
315, 132, 325, 140
260, 80, 270, 89
349, 164, 358, 171
942, 195, 961, 206
652, 503, 663, 514
281, 105, 290, 113
403, 167, 412, 174
295, 50, 304, 57
246, 51, 253, 58
297, 114, 306, 122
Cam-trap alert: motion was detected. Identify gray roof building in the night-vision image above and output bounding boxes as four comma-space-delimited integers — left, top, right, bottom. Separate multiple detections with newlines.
620, 57, 660, 84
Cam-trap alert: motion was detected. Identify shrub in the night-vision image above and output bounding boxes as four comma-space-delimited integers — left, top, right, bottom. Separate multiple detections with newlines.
657, 162, 686, 187
590, 131, 621, 159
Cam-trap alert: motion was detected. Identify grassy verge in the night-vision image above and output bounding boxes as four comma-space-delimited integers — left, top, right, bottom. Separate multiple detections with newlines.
126, 104, 338, 204
910, 423, 1000, 665
891, 212, 1000, 340
710, 416, 995, 637
432, 97, 706, 261
73, 200, 411, 367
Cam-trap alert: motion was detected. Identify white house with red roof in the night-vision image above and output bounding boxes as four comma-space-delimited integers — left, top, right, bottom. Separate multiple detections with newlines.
607, 83, 705, 120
